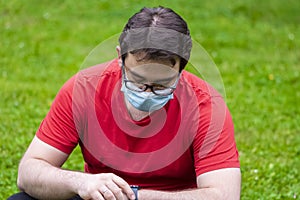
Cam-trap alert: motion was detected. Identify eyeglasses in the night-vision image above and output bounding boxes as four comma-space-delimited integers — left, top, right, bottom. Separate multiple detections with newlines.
122, 64, 180, 96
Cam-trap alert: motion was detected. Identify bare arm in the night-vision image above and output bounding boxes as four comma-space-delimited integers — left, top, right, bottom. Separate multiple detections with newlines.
17, 136, 135, 200
138, 168, 241, 200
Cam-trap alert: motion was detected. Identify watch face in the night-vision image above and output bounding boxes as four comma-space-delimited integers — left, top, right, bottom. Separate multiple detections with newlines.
130, 185, 139, 189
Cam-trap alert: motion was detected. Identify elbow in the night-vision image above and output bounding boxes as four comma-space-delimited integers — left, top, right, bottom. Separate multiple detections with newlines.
17, 161, 28, 192
17, 170, 26, 192
17, 179, 23, 191
217, 188, 240, 200
205, 187, 239, 200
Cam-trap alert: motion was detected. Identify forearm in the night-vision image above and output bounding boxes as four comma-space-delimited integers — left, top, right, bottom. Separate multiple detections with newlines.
17, 158, 83, 200
138, 188, 222, 200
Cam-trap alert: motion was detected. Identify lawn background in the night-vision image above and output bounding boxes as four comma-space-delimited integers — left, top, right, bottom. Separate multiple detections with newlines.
1, 0, 299, 199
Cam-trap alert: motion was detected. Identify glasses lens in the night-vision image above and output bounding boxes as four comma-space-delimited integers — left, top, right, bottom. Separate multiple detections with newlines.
125, 81, 146, 92
153, 88, 174, 96
123, 66, 179, 96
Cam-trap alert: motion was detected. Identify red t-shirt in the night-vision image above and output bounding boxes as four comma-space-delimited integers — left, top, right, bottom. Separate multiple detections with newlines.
37, 59, 239, 191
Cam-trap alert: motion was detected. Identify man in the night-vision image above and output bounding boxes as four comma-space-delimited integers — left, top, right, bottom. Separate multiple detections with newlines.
9, 6, 241, 200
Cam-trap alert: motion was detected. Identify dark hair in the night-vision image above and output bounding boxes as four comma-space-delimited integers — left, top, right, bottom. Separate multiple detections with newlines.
119, 6, 192, 72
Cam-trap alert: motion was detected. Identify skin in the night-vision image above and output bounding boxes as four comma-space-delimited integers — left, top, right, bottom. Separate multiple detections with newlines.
17, 48, 241, 200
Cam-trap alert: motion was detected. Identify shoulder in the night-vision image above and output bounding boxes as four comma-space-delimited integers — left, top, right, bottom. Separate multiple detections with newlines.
77, 59, 120, 80
52, 59, 120, 106
64, 59, 120, 91
179, 70, 223, 102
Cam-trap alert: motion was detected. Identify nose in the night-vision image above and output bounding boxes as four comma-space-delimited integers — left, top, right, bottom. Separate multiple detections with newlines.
143, 84, 154, 93
145, 88, 152, 92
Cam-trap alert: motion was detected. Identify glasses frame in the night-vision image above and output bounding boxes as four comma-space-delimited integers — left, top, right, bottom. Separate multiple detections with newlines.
121, 64, 180, 96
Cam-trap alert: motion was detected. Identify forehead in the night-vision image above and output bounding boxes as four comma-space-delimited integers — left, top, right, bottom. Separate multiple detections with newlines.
124, 53, 179, 82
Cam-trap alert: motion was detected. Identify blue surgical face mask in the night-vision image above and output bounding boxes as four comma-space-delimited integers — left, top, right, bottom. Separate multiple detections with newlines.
121, 83, 174, 112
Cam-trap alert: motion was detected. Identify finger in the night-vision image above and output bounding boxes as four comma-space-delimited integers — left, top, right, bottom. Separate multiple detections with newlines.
112, 175, 135, 200
90, 191, 105, 200
106, 181, 123, 200
100, 186, 116, 200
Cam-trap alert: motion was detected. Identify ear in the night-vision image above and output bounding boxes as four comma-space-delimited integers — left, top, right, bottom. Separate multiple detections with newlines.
116, 46, 122, 67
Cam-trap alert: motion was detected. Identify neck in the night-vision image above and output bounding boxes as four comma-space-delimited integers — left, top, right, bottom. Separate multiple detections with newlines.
124, 98, 151, 121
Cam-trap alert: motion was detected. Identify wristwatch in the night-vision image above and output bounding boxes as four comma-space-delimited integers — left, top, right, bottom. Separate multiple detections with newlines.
130, 185, 139, 200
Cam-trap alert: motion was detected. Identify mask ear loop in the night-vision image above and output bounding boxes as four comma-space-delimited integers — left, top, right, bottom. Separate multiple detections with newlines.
121, 64, 126, 85
121, 63, 131, 89
168, 72, 182, 90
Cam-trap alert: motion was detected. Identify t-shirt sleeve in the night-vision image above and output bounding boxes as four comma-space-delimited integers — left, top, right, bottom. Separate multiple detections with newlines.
36, 75, 79, 154
193, 95, 240, 176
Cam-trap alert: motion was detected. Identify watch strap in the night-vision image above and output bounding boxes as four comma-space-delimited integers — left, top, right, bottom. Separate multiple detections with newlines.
130, 185, 139, 200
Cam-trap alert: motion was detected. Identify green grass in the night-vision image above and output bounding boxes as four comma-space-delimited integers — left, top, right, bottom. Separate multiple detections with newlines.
1, 0, 299, 199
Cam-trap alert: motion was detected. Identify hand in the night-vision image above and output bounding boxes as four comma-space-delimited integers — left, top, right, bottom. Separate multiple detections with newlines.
77, 173, 135, 200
